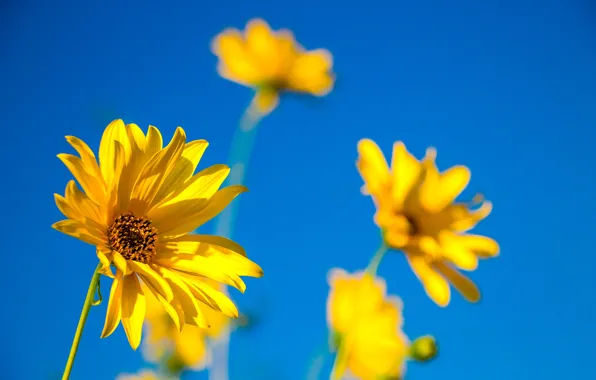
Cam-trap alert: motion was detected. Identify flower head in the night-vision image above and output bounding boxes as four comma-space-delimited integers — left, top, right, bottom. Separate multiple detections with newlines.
143, 279, 229, 372
356, 139, 500, 307
326, 269, 387, 338
53, 119, 263, 349
211, 18, 334, 116
327, 269, 409, 380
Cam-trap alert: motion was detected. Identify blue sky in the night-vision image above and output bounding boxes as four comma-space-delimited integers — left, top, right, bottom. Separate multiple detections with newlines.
1, 0, 595, 379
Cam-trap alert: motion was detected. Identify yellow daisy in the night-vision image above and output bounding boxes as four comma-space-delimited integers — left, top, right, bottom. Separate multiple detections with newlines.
345, 301, 409, 380
53, 119, 263, 350
143, 279, 229, 371
356, 139, 500, 307
211, 18, 335, 116
327, 270, 409, 380
326, 269, 386, 339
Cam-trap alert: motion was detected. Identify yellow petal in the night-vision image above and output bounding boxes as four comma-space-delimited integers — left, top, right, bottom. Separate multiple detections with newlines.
212, 28, 263, 85
151, 164, 230, 212
99, 119, 130, 187
286, 49, 334, 95
102, 141, 126, 224
143, 279, 184, 332
390, 141, 422, 209
180, 274, 240, 318
160, 235, 263, 278
125, 123, 147, 154
65, 135, 104, 186
114, 125, 157, 215
155, 267, 208, 327
438, 231, 479, 271
356, 139, 390, 197
420, 164, 471, 214
57, 154, 105, 205
184, 234, 247, 256
451, 201, 493, 232
112, 251, 130, 275
434, 261, 481, 303
152, 140, 210, 204
459, 234, 500, 258
64, 181, 103, 226
128, 261, 174, 301
97, 249, 115, 278
101, 271, 123, 338
145, 126, 163, 158
406, 253, 450, 307
120, 274, 146, 350
156, 184, 248, 238
52, 220, 105, 246
154, 253, 247, 293
245, 18, 279, 77
130, 127, 186, 214
54, 193, 80, 221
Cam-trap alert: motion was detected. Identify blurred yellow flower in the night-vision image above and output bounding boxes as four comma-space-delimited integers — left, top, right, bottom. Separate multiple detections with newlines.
326, 269, 386, 337
53, 119, 263, 350
356, 139, 500, 307
211, 18, 335, 116
143, 279, 229, 371
116, 370, 159, 380
327, 269, 409, 380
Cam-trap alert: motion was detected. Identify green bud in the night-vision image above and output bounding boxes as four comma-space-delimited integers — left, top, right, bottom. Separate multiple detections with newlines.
165, 354, 186, 376
409, 335, 438, 363
236, 313, 252, 328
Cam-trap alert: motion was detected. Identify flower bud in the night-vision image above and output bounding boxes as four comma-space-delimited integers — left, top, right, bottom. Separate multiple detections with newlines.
409, 335, 438, 362
165, 354, 185, 375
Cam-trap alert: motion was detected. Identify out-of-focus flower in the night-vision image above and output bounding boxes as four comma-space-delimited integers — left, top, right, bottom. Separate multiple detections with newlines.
356, 139, 500, 307
326, 269, 386, 339
327, 269, 409, 380
143, 279, 229, 372
53, 119, 263, 350
115, 370, 159, 380
211, 18, 335, 116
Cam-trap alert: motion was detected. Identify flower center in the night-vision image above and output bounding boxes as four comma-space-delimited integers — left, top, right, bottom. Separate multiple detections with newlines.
403, 214, 419, 236
107, 212, 158, 263
390, 210, 419, 237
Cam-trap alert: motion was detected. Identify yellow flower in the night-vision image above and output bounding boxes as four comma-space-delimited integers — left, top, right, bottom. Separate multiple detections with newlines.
143, 279, 229, 371
53, 119, 263, 350
345, 302, 409, 380
356, 139, 500, 307
211, 18, 335, 116
327, 270, 409, 380
116, 370, 159, 380
326, 269, 386, 337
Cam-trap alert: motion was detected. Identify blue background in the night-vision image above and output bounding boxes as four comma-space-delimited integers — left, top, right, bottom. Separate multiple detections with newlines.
1, 0, 595, 379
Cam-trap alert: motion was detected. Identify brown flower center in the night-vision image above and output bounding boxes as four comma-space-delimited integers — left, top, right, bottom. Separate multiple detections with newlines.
404, 214, 419, 236
107, 212, 157, 263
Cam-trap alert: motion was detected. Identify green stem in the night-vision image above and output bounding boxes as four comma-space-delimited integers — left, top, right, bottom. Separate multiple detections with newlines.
365, 244, 388, 276
209, 108, 261, 380
61, 262, 102, 380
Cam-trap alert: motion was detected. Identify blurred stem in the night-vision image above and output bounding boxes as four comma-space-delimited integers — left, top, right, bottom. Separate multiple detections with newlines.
61, 262, 102, 380
329, 341, 349, 380
211, 108, 261, 239
365, 243, 388, 276
208, 107, 261, 380
305, 340, 332, 380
